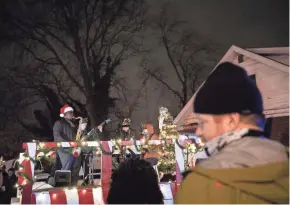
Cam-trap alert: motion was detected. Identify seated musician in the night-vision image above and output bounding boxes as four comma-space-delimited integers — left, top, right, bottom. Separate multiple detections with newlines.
111, 118, 138, 168
119, 118, 136, 140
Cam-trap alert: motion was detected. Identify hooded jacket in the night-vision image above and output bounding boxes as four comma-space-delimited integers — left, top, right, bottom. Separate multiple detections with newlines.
175, 130, 289, 204
175, 162, 289, 204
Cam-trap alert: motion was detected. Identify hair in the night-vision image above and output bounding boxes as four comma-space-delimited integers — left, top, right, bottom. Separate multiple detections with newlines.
213, 114, 265, 129
107, 158, 163, 204
239, 114, 265, 129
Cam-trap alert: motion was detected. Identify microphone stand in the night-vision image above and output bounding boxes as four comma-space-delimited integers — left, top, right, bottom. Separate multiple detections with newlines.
81, 119, 111, 186
82, 149, 94, 186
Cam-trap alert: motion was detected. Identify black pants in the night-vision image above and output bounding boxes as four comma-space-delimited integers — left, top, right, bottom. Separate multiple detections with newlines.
49, 153, 62, 178
48, 152, 81, 186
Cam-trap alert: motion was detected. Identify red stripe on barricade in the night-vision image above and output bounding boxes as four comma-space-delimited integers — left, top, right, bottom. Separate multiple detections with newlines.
69, 142, 78, 147
119, 139, 192, 146
24, 139, 193, 149
49, 189, 67, 204
78, 188, 94, 204
31, 193, 36, 204
40, 142, 58, 149
17, 157, 26, 185
171, 182, 179, 196
101, 141, 112, 203
21, 150, 33, 204
175, 162, 182, 183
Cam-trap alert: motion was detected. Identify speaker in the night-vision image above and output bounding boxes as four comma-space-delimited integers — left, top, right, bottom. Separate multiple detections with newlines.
54, 170, 71, 187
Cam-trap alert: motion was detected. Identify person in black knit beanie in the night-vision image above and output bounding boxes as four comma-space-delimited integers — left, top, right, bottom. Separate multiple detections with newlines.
175, 62, 289, 204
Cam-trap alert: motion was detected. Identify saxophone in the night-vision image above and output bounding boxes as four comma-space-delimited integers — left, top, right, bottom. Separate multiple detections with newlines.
71, 117, 88, 158
75, 117, 88, 140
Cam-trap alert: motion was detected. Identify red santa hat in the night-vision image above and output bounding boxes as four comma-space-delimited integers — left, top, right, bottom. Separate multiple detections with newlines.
60, 104, 74, 117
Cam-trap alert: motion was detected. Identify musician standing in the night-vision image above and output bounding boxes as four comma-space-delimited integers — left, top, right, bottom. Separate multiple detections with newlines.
52, 104, 82, 185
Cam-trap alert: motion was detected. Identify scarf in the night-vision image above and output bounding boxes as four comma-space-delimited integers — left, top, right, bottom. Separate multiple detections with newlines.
204, 128, 265, 157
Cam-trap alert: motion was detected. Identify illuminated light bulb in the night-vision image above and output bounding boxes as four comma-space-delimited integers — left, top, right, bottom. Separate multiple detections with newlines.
71, 142, 77, 147
22, 180, 27, 186
82, 189, 87, 194
141, 138, 145, 144
71, 187, 77, 192
37, 193, 46, 201
52, 193, 57, 199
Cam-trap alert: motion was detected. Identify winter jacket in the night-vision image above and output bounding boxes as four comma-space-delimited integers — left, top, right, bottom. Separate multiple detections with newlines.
175, 134, 289, 204
175, 162, 289, 204
53, 118, 77, 142
53, 118, 77, 153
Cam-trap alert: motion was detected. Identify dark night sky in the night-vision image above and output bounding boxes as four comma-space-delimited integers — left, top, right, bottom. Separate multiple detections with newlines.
117, 0, 289, 130
17, 0, 289, 131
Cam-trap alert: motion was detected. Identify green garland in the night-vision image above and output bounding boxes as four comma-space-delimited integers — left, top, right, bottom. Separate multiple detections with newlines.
23, 153, 37, 164
17, 171, 34, 185
114, 140, 122, 151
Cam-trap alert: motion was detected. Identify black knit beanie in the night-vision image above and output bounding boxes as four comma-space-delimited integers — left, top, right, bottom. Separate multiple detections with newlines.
194, 62, 263, 115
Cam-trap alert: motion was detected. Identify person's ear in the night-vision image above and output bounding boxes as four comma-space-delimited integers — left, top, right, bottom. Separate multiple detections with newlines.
228, 113, 240, 130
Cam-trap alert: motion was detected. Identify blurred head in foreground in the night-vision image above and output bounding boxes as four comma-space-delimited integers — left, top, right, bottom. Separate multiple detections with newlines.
107, 158, 163, 204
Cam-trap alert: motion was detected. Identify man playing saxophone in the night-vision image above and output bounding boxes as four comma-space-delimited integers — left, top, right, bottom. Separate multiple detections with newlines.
52, 104, 82, 185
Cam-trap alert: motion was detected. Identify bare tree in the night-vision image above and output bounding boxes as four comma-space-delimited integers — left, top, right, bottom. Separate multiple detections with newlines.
144, 3, 217, 108
0, 0, 146, 127
111, 72, 150, 120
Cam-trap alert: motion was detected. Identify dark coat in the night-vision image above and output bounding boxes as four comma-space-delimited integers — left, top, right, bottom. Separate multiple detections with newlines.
8, 174, 17, 197
53, 118, 77, 154
53, 118, 77, 142
0, 172, 10, 204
